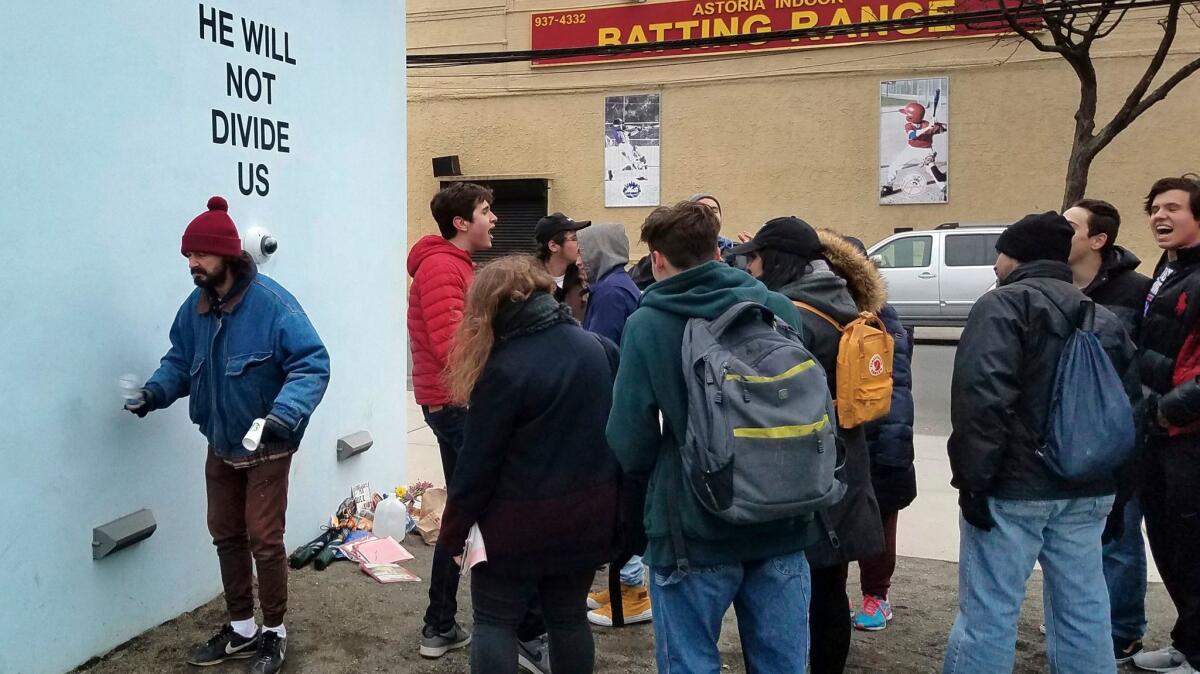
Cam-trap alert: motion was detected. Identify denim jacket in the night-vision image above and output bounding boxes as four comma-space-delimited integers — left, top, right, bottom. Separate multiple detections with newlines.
146, 264, 330, 464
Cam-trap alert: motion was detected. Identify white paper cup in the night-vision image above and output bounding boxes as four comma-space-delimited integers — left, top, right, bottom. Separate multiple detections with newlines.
242, 418, 266, 451
118, 374, 141, 406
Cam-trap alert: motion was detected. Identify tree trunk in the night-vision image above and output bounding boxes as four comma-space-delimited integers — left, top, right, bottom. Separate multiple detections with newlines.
1062, 52, 1100, 210
1062, 140, 1098, 210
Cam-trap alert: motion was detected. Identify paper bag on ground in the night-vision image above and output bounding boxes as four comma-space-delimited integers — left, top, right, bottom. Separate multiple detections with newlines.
415, 487, 447, 545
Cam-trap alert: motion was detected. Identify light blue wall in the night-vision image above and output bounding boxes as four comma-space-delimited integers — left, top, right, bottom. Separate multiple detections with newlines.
0, 4, 405, 673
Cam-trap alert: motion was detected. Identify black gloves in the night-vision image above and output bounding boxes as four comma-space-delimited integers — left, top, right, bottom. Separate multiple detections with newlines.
1102, 501, 1126, 544
959, 491, 996, 532
262, 414, 293, 444
124, 388, 158, 418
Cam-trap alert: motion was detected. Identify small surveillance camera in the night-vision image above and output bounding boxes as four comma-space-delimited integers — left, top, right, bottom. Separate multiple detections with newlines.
244, 226, 278, 265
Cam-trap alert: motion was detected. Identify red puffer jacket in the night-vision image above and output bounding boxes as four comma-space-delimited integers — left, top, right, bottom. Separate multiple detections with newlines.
408, 235, 474, 406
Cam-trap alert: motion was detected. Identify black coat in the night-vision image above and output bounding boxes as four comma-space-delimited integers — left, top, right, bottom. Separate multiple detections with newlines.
1084, 247, 1151, 342
1082, 247, 1150, 502
440, 319, 624, 578
864, 304, 917, 514
1140, 245, 1200, 432
779, 232, 890, 568
948, 261, 1142, 500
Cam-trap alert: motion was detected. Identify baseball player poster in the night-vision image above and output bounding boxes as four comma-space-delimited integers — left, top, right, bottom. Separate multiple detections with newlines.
880, 77, 949, 205
604, 94, 661, 208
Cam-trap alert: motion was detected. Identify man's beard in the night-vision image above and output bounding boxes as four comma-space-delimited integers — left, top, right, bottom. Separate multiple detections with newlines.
191, 259, 230, 290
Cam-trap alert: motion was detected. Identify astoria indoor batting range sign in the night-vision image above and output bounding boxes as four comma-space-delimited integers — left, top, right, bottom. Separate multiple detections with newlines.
531, 0, 1015, 65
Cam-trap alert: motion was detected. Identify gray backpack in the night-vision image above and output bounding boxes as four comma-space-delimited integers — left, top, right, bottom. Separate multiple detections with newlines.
680, 301, 846, 525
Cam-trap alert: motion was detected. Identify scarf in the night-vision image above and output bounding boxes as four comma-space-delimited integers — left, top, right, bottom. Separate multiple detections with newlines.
494, 291, 575, 341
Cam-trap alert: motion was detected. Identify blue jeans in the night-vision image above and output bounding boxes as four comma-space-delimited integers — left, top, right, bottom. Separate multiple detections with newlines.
943, 495, 1115, 674
1103, 496, 1147, 641
649, 551, 810, 674
620, 555, 645, 587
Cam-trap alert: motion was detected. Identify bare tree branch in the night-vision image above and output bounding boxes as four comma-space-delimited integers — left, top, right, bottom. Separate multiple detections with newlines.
1110, 1, 1184, 127
1185, 1, 1200, 28
1057, 5, 1096, 42
1094, 4, 1133, 38
997, 0, 1069, 53
1080, 1, 1117, 45
1129, 54, 1200, 119
994, 0, 1198, 204
995, 40, 1025, 65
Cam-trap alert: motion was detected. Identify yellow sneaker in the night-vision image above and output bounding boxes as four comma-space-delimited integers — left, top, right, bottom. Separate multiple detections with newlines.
586, 588, 610, 610
587, 584, 652, 626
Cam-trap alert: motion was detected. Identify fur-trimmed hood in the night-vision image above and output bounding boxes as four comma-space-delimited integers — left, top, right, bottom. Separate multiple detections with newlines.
816, 229, 887, 313
773, 229, 887, 323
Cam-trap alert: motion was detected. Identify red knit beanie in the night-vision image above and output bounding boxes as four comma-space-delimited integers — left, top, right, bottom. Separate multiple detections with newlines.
181, 196, 242, 257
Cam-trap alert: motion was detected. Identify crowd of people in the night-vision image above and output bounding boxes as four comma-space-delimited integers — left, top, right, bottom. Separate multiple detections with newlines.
117, 174, 1200, 674
405, 177, 1200, 674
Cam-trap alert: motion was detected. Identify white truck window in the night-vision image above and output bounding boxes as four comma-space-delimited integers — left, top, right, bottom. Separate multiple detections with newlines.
874, 235, 932, 268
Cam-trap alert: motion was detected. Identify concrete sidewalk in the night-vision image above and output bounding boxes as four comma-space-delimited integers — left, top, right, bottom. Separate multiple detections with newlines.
902, 433, 1162, 583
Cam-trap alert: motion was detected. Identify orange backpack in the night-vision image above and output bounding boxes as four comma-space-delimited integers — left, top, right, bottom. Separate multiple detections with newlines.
793, 301, 894, 428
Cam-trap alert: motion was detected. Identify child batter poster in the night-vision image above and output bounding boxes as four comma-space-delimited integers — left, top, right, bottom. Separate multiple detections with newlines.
880, 77, 949, 205
604, 94, 661, 208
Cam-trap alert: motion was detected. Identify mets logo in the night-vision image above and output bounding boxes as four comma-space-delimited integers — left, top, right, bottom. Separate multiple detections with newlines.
900, 172, 928, 195
623, 181, 642, 199
868, 353, 885, 377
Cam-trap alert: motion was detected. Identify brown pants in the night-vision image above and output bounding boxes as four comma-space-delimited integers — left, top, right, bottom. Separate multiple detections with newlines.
858, 510, 900, 598
205, 450, 292, 627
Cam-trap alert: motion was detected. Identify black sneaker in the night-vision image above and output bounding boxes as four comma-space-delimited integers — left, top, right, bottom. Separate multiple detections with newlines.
518, 634, 551, 673
187, 624, 258, 666
1114, 636, 1144, 664
249, 630, 286, 674
419, 624, 471, 659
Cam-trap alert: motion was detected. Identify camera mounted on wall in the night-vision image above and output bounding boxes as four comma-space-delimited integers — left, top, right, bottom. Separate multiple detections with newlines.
244, 225, 278, 265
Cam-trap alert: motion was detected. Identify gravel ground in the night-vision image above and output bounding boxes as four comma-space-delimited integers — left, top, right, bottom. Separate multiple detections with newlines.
74, 533, 1175, 673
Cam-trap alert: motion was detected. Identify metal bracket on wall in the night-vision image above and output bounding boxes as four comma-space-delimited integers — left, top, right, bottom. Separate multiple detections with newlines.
337, 431, 374, 461
93, 509, 157, 560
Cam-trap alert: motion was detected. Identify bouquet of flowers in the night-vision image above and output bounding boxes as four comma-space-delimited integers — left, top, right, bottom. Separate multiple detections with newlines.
395, 480, 435, 516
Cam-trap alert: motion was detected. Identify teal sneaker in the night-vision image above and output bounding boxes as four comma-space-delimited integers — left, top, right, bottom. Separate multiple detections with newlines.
853, 595, 893, 632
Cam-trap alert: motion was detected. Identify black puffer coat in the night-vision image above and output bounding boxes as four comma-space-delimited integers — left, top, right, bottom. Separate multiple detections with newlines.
864, 304, 917, 514
948, 261, 1142, 500
782, 232, 887, 568
1140, 246, 1200, 433
1083, 246, 1151, 342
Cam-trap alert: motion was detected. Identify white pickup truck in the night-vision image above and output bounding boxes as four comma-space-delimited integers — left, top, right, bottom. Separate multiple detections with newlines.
868, 223, 1007, 328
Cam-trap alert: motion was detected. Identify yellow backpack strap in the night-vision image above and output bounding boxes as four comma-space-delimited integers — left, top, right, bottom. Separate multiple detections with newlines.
857, 311, 886, 330
792, 300, 844, 332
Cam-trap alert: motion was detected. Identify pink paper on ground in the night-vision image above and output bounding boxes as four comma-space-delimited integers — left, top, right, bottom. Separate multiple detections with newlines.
352, 536, 414, 565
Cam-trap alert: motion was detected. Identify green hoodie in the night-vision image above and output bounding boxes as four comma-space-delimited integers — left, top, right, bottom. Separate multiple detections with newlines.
606, 261, 822, 568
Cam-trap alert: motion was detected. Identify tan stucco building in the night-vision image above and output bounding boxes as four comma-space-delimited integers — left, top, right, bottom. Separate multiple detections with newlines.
408, 0, 1200, 267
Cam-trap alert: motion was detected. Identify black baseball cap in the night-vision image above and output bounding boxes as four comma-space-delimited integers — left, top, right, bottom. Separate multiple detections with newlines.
535, 212, 591, 244
728, 216, 823, 258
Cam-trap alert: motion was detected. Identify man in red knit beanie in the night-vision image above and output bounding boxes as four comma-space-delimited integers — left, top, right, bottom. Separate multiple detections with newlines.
126, 196, 330, 674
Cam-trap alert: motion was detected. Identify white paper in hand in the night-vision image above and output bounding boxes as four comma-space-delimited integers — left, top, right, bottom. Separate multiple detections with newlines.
454, 524, 487, 576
